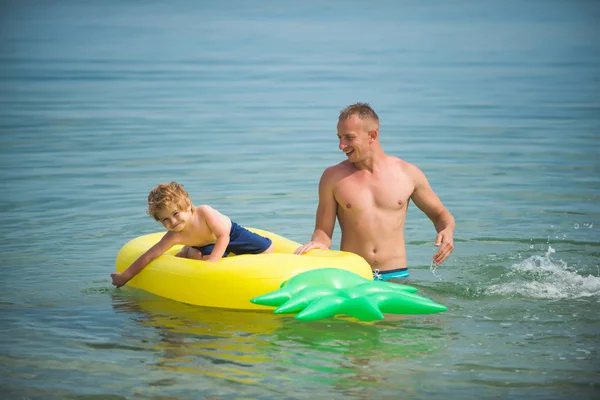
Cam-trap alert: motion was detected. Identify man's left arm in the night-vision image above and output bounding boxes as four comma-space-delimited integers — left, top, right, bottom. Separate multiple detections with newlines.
409, 165, 455, 265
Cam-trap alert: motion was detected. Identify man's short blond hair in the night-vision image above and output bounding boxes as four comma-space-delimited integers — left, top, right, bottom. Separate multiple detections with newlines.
339, 102, 380, 125
147, 182, 192, 221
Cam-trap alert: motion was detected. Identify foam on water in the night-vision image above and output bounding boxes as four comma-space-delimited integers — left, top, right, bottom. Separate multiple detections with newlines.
486, 246, 600, 300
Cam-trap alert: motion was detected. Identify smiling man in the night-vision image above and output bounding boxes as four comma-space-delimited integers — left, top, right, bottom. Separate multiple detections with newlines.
294, 103, 455, 281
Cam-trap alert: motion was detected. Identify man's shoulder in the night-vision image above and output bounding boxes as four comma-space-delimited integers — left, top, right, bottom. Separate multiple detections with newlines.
323, 160, 353, 176
319, 161, 353, 186
326, 159, 352, 170
386, 155, 420, 173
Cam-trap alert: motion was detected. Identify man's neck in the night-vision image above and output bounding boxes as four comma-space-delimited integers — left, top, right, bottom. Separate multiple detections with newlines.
353, 149, 386, 172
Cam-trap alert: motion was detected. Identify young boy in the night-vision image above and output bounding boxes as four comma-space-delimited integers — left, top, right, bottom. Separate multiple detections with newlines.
110, 182, 274, 288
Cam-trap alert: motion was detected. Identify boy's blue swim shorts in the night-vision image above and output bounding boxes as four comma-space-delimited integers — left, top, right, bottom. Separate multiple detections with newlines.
193, 222, 272, 257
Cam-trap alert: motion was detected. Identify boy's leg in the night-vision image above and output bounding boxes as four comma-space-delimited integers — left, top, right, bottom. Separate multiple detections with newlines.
175, 246, 205, 260
186, 247, 204, 260
175, 246, 190, 258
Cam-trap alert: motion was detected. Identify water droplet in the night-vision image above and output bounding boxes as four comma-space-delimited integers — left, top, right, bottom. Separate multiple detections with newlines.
574, 223, 580, 229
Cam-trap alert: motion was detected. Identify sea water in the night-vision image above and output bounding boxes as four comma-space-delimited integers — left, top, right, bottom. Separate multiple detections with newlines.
1, 1, 599, 399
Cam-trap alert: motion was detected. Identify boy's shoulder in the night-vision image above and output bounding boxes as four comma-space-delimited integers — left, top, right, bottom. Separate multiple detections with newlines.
195, 204, 214, 214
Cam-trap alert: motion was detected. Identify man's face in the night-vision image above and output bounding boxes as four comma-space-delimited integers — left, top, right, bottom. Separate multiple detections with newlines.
337, 115, 373, 162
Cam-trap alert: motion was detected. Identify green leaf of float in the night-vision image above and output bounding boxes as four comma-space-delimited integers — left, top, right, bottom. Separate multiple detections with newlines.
250, 287, 293, 307
251, 268, 447, 321
294, 295, 347, 321
272, 282, 421, 314
280, 268, 369, 290
345, 282, 419, 298
378, 281, 419, 294
274, 286, 340, 314
295, 291, 446, 321
280, 268, 418, 292
296, 296, 385, 321
375, 292, 448, 314
251, 267, 419, 307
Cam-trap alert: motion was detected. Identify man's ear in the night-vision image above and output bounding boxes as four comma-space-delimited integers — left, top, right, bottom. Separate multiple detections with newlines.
369, 128, 378, 142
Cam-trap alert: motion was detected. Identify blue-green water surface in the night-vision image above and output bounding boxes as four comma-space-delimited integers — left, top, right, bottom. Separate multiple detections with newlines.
1, 1, 599, 399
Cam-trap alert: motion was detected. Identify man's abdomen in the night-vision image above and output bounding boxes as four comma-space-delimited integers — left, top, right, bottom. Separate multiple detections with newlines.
340, 231, 407, 271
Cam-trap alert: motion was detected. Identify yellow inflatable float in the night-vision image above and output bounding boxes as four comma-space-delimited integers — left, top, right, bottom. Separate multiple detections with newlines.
115, 228, 373, 310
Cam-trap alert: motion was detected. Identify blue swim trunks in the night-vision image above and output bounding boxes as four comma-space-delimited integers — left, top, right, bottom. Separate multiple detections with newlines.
192, 221, 272, 257
373, 268, 409, 281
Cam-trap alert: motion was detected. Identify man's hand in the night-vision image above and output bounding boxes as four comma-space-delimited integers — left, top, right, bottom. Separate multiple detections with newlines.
294, 241, 328, 255
433, 229, 454, 265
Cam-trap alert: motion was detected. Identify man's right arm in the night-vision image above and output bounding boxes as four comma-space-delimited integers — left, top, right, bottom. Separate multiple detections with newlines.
408, 163, 455, 265
294, 167, 338, 255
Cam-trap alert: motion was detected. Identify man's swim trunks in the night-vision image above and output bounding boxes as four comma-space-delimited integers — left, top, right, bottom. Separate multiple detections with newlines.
373, 267, 409, 281
192, 221, 272, 257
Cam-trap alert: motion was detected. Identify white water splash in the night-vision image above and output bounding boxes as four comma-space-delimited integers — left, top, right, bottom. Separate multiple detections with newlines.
430, 261, 442, 280
486, 246, 600, 300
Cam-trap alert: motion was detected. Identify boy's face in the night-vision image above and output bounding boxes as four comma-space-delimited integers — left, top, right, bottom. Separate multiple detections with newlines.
155, 205, 192, 232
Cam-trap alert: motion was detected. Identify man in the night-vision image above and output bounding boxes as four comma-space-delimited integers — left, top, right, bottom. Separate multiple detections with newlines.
294, 103, 455, 281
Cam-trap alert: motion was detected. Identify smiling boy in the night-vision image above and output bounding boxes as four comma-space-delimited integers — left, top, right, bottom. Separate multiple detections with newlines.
110, 182, 274, 288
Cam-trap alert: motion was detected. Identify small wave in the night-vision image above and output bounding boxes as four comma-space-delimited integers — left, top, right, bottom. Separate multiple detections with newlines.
486, 246, 600, 299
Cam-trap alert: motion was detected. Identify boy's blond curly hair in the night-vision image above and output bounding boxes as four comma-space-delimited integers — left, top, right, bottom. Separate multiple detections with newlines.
147, 182, 193, 221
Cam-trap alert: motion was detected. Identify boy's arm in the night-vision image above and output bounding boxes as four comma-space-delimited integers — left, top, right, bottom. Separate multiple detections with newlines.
111, 233, 177, 287
200, 206, 230, 262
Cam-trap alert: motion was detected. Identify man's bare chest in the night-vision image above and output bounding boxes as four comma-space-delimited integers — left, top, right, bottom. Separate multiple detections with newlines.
334, 176, 413, 212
